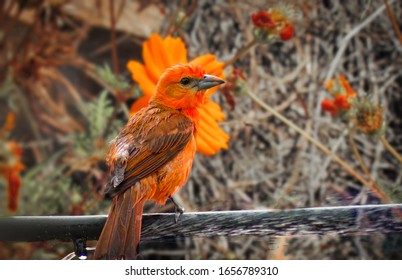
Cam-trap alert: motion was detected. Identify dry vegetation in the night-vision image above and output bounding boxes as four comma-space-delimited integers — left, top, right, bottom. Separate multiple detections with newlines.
0, 0, 401, 259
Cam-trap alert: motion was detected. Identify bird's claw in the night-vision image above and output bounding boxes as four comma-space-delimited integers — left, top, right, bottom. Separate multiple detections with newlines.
170, 197, 184, 224
174, 205, 184, 224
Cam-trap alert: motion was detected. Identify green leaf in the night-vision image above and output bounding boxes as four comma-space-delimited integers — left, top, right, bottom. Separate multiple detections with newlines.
96, 64, 130, 91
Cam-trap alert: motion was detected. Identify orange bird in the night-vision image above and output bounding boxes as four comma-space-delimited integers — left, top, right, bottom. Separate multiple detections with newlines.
93, 64, 225, 259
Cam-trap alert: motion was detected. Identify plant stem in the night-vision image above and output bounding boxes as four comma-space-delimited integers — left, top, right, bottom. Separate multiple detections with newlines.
348, 128, 389, 202
169, 0, 198, 36
246, 89, 372, 191
75, 58, 130, 118
224, 39, 258, 68
109, 0, 119, 75
380, 136, 402, 164
383, 0, 402, 46
164, 0, 186, 36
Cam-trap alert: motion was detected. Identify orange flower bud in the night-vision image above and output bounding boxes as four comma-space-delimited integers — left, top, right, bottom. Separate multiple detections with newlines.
334, 94, 352, 110
280, 23, 294, 41
321, 99, 336, 115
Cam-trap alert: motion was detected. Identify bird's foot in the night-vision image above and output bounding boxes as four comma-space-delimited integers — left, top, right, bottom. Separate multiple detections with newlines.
169, 197, 184, 224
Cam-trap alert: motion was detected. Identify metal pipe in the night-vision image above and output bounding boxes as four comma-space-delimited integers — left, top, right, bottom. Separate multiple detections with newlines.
0, 204, 401, 242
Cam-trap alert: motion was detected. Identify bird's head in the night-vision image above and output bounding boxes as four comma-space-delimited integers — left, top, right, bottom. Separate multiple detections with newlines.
150, 64, 224, 116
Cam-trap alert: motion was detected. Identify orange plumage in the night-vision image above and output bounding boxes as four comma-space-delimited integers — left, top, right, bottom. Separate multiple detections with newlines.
93, 64, 225, 259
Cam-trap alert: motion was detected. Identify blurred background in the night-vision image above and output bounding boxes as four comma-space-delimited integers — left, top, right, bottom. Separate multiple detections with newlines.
0, 0, 401, 259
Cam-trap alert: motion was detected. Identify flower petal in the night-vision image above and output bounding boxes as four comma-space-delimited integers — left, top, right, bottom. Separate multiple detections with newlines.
190, 54, 216, 68
127, 60, 156, 97
334, 94, 352, 110
142, 35, 165, 83
338, 76, 356, 97
130, 95, 151, 114
163, 36, 188, 65
198, 107, 229, 147
7, 169, 22, 212
150, 34, 172, 69
324, 79, 334, 91
2, 112, 15, 133
280, 23, 294, 41
190, 55, 225, 97
201, 101, 226, 121
196, 131, 219, 156
321, 98, 336, 115
198, 116, 229, 146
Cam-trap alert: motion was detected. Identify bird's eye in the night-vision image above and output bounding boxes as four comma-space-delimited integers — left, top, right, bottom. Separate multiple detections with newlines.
180, 77, 190, 85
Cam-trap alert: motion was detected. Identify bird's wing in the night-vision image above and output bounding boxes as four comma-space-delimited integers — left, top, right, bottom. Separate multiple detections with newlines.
105, 108, 194, 197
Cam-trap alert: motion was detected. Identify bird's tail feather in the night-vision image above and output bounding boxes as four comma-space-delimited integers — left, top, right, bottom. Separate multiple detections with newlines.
93, 186, 145, 260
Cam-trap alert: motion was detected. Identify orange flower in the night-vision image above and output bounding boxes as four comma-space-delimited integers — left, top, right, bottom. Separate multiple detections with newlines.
280, 23, 294, 41
321, 76, 357, 116
127, 34, 229, 155
325, 75, 356, 97
0, 141, 25, 212
323, 76, 386, 136
320, 98, 336, 115
251, 6, 296, 42
338, 76, 356, 96
334, 94, 353, 110
0, 113, 25, 212
0, 112, 15, 139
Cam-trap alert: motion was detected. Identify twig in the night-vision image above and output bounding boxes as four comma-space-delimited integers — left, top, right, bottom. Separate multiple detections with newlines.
13, 83, 47, 159
164, 0, 187, 36
100, 0, 128, 139
40, 68, 87, 114
169, 0, 198, 36
274, 120, 312, 208
75, 58, 130, 118
224, 38, 258, 68
348, 128, 389, 202
325, 0, 396, 81
383, 0, 402, 46
0, 0, 23, 45
92, 33, 132, 57
109, 0, 119, 75
380, 136, 402, 164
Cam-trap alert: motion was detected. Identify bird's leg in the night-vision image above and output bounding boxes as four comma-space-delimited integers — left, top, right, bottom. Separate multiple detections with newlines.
169, 196, 184, 223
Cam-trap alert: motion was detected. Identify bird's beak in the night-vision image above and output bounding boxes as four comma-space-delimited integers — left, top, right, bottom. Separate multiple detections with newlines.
197, 74, 225, 90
